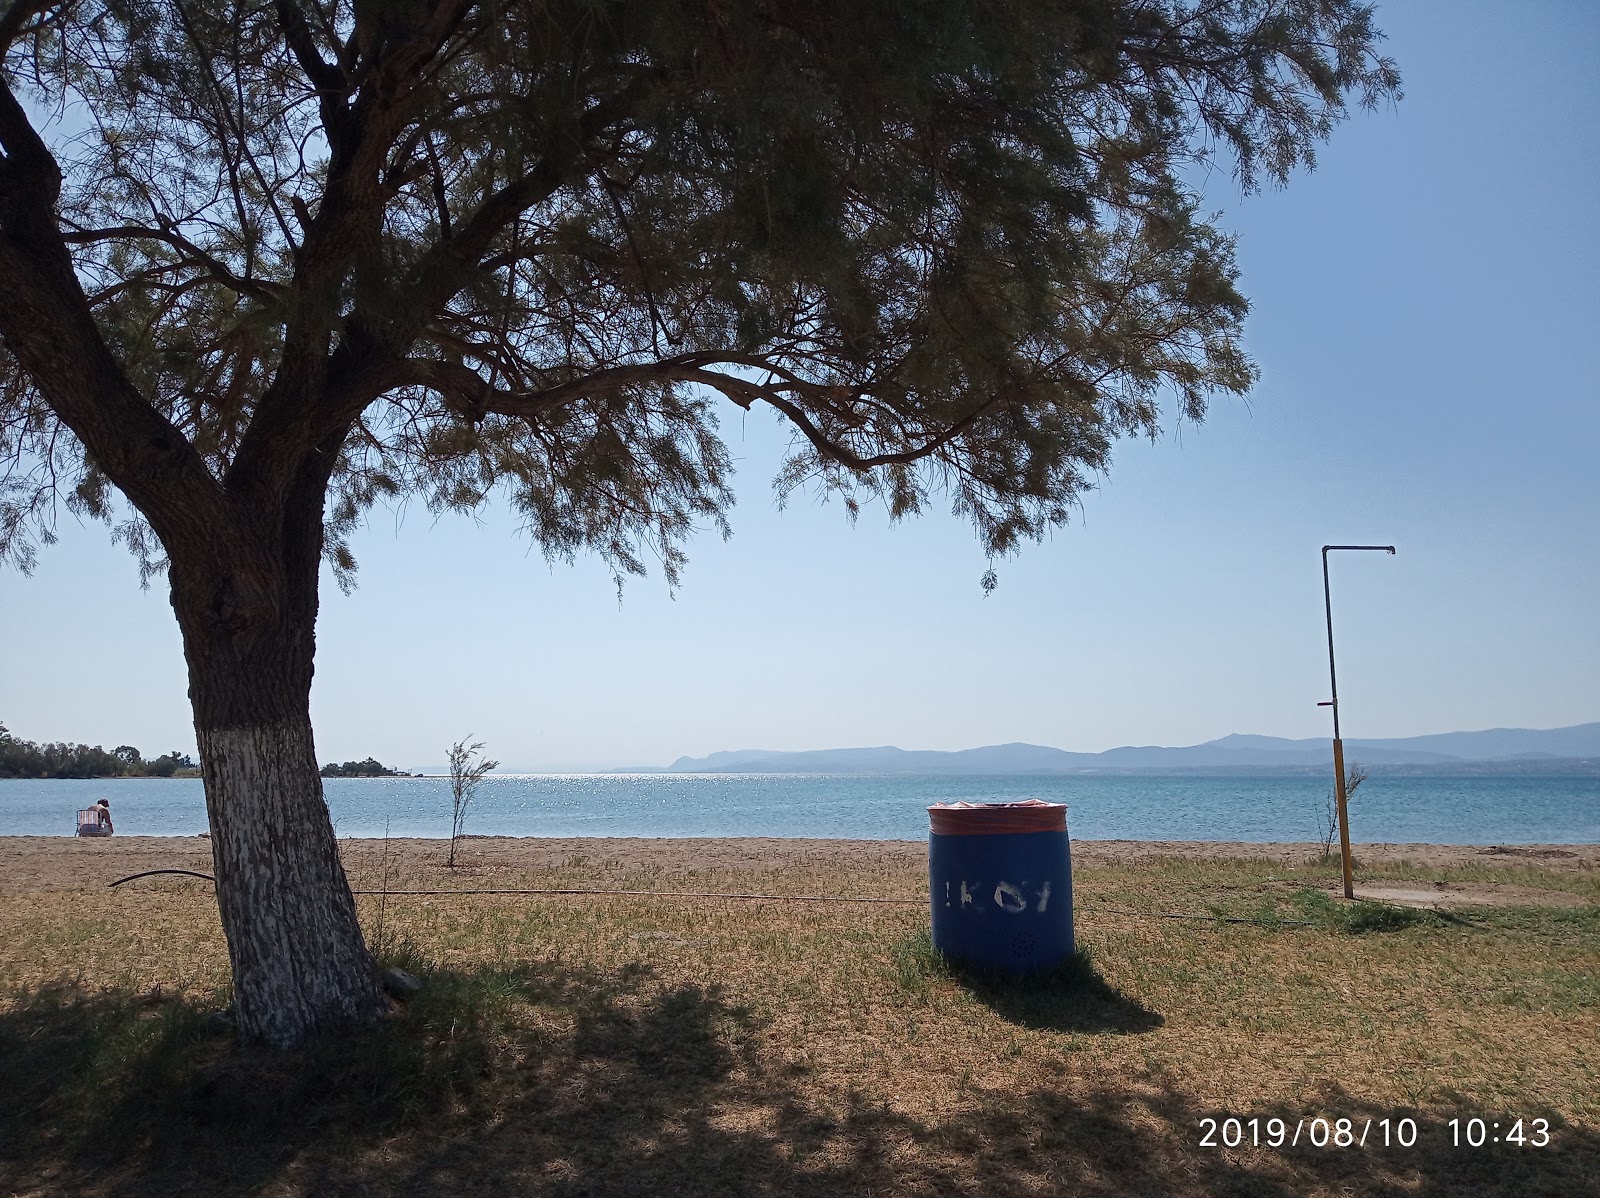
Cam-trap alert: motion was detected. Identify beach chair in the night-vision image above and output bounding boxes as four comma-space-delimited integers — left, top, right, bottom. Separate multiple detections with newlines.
75, 808, 112, 837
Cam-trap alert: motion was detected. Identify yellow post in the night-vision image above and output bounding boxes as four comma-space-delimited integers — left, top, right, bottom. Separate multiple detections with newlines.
1332, 736, 1354, 900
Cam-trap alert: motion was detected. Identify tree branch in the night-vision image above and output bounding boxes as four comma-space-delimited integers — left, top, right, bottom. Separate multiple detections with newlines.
0, 76, 60, 210
391, 353, 997, 472
272, 0, 348, 97
60, 223, 287, 301
2, 61, 235, 549
226, 1, 480, 499
0, 235, 227, 546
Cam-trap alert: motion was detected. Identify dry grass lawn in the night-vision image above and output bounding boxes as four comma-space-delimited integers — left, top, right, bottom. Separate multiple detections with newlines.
0, 836, 1596, 1197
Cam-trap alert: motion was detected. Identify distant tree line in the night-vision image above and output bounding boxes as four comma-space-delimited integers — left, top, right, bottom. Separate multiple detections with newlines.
0, 721, 197, 778
320, 758, 410, 778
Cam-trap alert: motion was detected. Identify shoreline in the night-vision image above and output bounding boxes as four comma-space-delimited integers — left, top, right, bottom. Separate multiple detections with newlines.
2, 832, 1596, 851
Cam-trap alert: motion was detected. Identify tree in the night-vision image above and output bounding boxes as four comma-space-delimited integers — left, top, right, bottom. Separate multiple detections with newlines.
145, 751, 179, 777
445, 736, 497, 868
321, 756, 403, 777
0, 1, 1399, 1045
1318, 760, 1367, 858
0, 720, 42, 777
145, 748, 195, 776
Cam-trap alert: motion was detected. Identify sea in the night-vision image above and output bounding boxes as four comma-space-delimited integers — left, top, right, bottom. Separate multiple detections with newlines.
1, 773, 1596, 843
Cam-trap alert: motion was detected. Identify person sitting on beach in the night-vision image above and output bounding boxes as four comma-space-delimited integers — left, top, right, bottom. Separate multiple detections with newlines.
95, 799, 113, 834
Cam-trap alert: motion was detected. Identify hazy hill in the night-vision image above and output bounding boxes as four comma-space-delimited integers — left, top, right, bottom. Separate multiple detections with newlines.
658, 723, 1600, 774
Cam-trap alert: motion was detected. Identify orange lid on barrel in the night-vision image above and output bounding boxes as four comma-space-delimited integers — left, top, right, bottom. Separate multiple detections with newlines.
927, 798, 1067, 836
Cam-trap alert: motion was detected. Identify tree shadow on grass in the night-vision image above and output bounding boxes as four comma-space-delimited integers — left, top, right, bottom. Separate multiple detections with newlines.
0, 961, 762, 1197
814, 1085, 1600, 1198
2, 967, 1596, 1198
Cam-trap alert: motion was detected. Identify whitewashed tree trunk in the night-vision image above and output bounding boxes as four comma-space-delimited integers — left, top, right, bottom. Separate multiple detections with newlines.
198, 719, 388, 1048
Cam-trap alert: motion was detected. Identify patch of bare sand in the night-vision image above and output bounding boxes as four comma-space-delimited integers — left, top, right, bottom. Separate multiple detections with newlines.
1344, 881, 1590, 909
1, 836, 1594, 897
1077, 839, 1600, 871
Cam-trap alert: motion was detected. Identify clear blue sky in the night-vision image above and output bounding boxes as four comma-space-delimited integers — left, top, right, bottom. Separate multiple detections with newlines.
3, 1, 1596, 771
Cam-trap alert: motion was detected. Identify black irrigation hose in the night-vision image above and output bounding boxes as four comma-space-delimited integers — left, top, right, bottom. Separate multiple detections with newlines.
109, 869, 216, 887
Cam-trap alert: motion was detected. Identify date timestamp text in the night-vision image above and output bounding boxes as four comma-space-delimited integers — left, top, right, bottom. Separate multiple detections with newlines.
1198, 1116, 1552, 1149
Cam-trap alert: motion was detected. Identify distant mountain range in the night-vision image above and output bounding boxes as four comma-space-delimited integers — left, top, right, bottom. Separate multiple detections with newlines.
652, 723, 1600, 775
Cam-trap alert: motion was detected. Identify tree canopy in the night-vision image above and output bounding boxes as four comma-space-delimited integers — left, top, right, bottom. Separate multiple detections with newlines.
1, 0, 1398, 587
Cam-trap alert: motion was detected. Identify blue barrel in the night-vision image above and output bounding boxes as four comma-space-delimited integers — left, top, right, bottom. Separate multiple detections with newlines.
928, 800, 1073, 973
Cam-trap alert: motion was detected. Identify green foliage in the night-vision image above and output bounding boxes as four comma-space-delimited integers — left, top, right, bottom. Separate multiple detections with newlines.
446, 735, 499, 866
1292, 888, 1439, 935
320, 757, 406, 778
1, 0, 1400, 585
0, 722, 193, 778
144, 750, 197, 777
0, 736, 124, 778
1318, 760, 1369, 854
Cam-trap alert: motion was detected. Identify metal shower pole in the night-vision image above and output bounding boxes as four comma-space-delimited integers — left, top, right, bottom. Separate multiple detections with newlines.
1321, 544, 1396, 900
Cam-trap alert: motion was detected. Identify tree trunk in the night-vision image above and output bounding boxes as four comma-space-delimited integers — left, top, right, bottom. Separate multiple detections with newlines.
169, 490, 387, 1049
